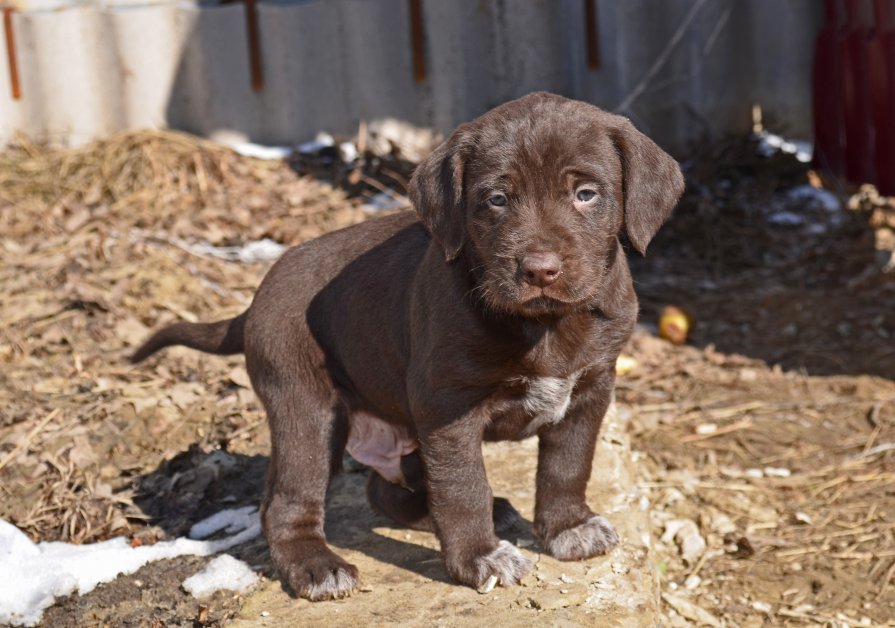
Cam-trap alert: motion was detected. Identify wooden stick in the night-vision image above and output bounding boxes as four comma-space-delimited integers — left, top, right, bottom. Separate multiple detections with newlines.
0, 409, 60, 473
681, 418, 753, 442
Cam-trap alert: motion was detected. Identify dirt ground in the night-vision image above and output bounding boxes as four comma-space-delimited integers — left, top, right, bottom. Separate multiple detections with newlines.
1, 131, 893, 627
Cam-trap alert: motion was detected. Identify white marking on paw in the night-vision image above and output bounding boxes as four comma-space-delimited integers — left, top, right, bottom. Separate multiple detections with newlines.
545, 515, 619, 561
304, 568, 358, 601
473, 540, 533, 587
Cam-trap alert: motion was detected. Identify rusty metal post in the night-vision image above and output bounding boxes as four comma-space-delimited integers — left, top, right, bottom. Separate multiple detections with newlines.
584, 0, 600, 70
409, 0, 426, 83
244, 0, 263, 92
3, 6, 21, 100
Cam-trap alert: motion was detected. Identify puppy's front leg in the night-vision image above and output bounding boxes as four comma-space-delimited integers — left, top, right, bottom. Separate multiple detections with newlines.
418, 414, 532, 589
534, 370, 620, 560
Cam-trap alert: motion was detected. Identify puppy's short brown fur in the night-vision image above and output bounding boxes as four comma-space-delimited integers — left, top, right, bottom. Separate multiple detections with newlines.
133, 92, 684, 600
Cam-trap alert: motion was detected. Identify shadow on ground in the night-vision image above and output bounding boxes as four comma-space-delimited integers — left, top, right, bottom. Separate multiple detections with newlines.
131, 447, 535, 588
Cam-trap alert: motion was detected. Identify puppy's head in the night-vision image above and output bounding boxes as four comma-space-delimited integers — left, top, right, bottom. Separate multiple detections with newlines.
409, 92, 684, 316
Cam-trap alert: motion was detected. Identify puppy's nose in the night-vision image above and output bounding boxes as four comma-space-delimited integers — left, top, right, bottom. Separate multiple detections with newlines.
520, 252, 562, 287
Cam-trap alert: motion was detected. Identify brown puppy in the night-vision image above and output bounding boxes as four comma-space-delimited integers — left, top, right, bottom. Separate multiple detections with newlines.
132, 92, 684, 600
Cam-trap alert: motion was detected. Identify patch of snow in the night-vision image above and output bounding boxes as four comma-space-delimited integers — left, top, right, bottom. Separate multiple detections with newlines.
765, 185, 843, 232
298, 132, 335, 155
189, 505, 259, 540
231, 143, 292, 161
339, 141, 359, 163
756, 131, 812, 163
362, 191, 408, 212
128, 228, 287, 264
784, 184, 841, 212
182, 554, 259, 599
182, 238, 287, 264
208, 131, 292, 160
0, 519, 40, 561
766, 211, 804, 227
0, 508, 260, 627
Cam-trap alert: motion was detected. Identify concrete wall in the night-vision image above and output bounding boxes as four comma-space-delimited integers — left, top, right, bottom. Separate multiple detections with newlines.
0, 0, 822, 153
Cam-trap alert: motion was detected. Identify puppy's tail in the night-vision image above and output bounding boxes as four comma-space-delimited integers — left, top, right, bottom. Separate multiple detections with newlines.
130, 312, 247, 364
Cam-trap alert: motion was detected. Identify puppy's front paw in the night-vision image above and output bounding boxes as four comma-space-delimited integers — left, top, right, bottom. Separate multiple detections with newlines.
461, 540, 533, 591
542, 514, 619, 561
278, 549, 359, 601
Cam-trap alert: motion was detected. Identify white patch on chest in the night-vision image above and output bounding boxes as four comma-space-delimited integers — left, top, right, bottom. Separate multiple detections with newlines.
519, 370, 583, 437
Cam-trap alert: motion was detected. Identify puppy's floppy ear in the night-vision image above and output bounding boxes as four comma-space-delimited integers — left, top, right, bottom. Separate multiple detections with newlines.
610, 117, 684, 255
408, 125, 470, 262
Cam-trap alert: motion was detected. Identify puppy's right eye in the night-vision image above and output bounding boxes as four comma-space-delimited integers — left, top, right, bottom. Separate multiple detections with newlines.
488, 194, 508, 207
576, 189, 597, 203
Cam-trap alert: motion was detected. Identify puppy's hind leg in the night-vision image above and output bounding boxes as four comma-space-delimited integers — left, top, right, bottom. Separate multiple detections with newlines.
366, 452, 523, 534
366, 451, 433, 532
252, 365, 357, 601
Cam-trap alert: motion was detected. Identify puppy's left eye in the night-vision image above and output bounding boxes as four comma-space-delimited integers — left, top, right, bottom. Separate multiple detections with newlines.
488, 194, 508, 207
576, 189, 597, 203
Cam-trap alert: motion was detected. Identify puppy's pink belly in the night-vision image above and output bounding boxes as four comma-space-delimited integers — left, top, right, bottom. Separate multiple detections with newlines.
346, 412, 417, 485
